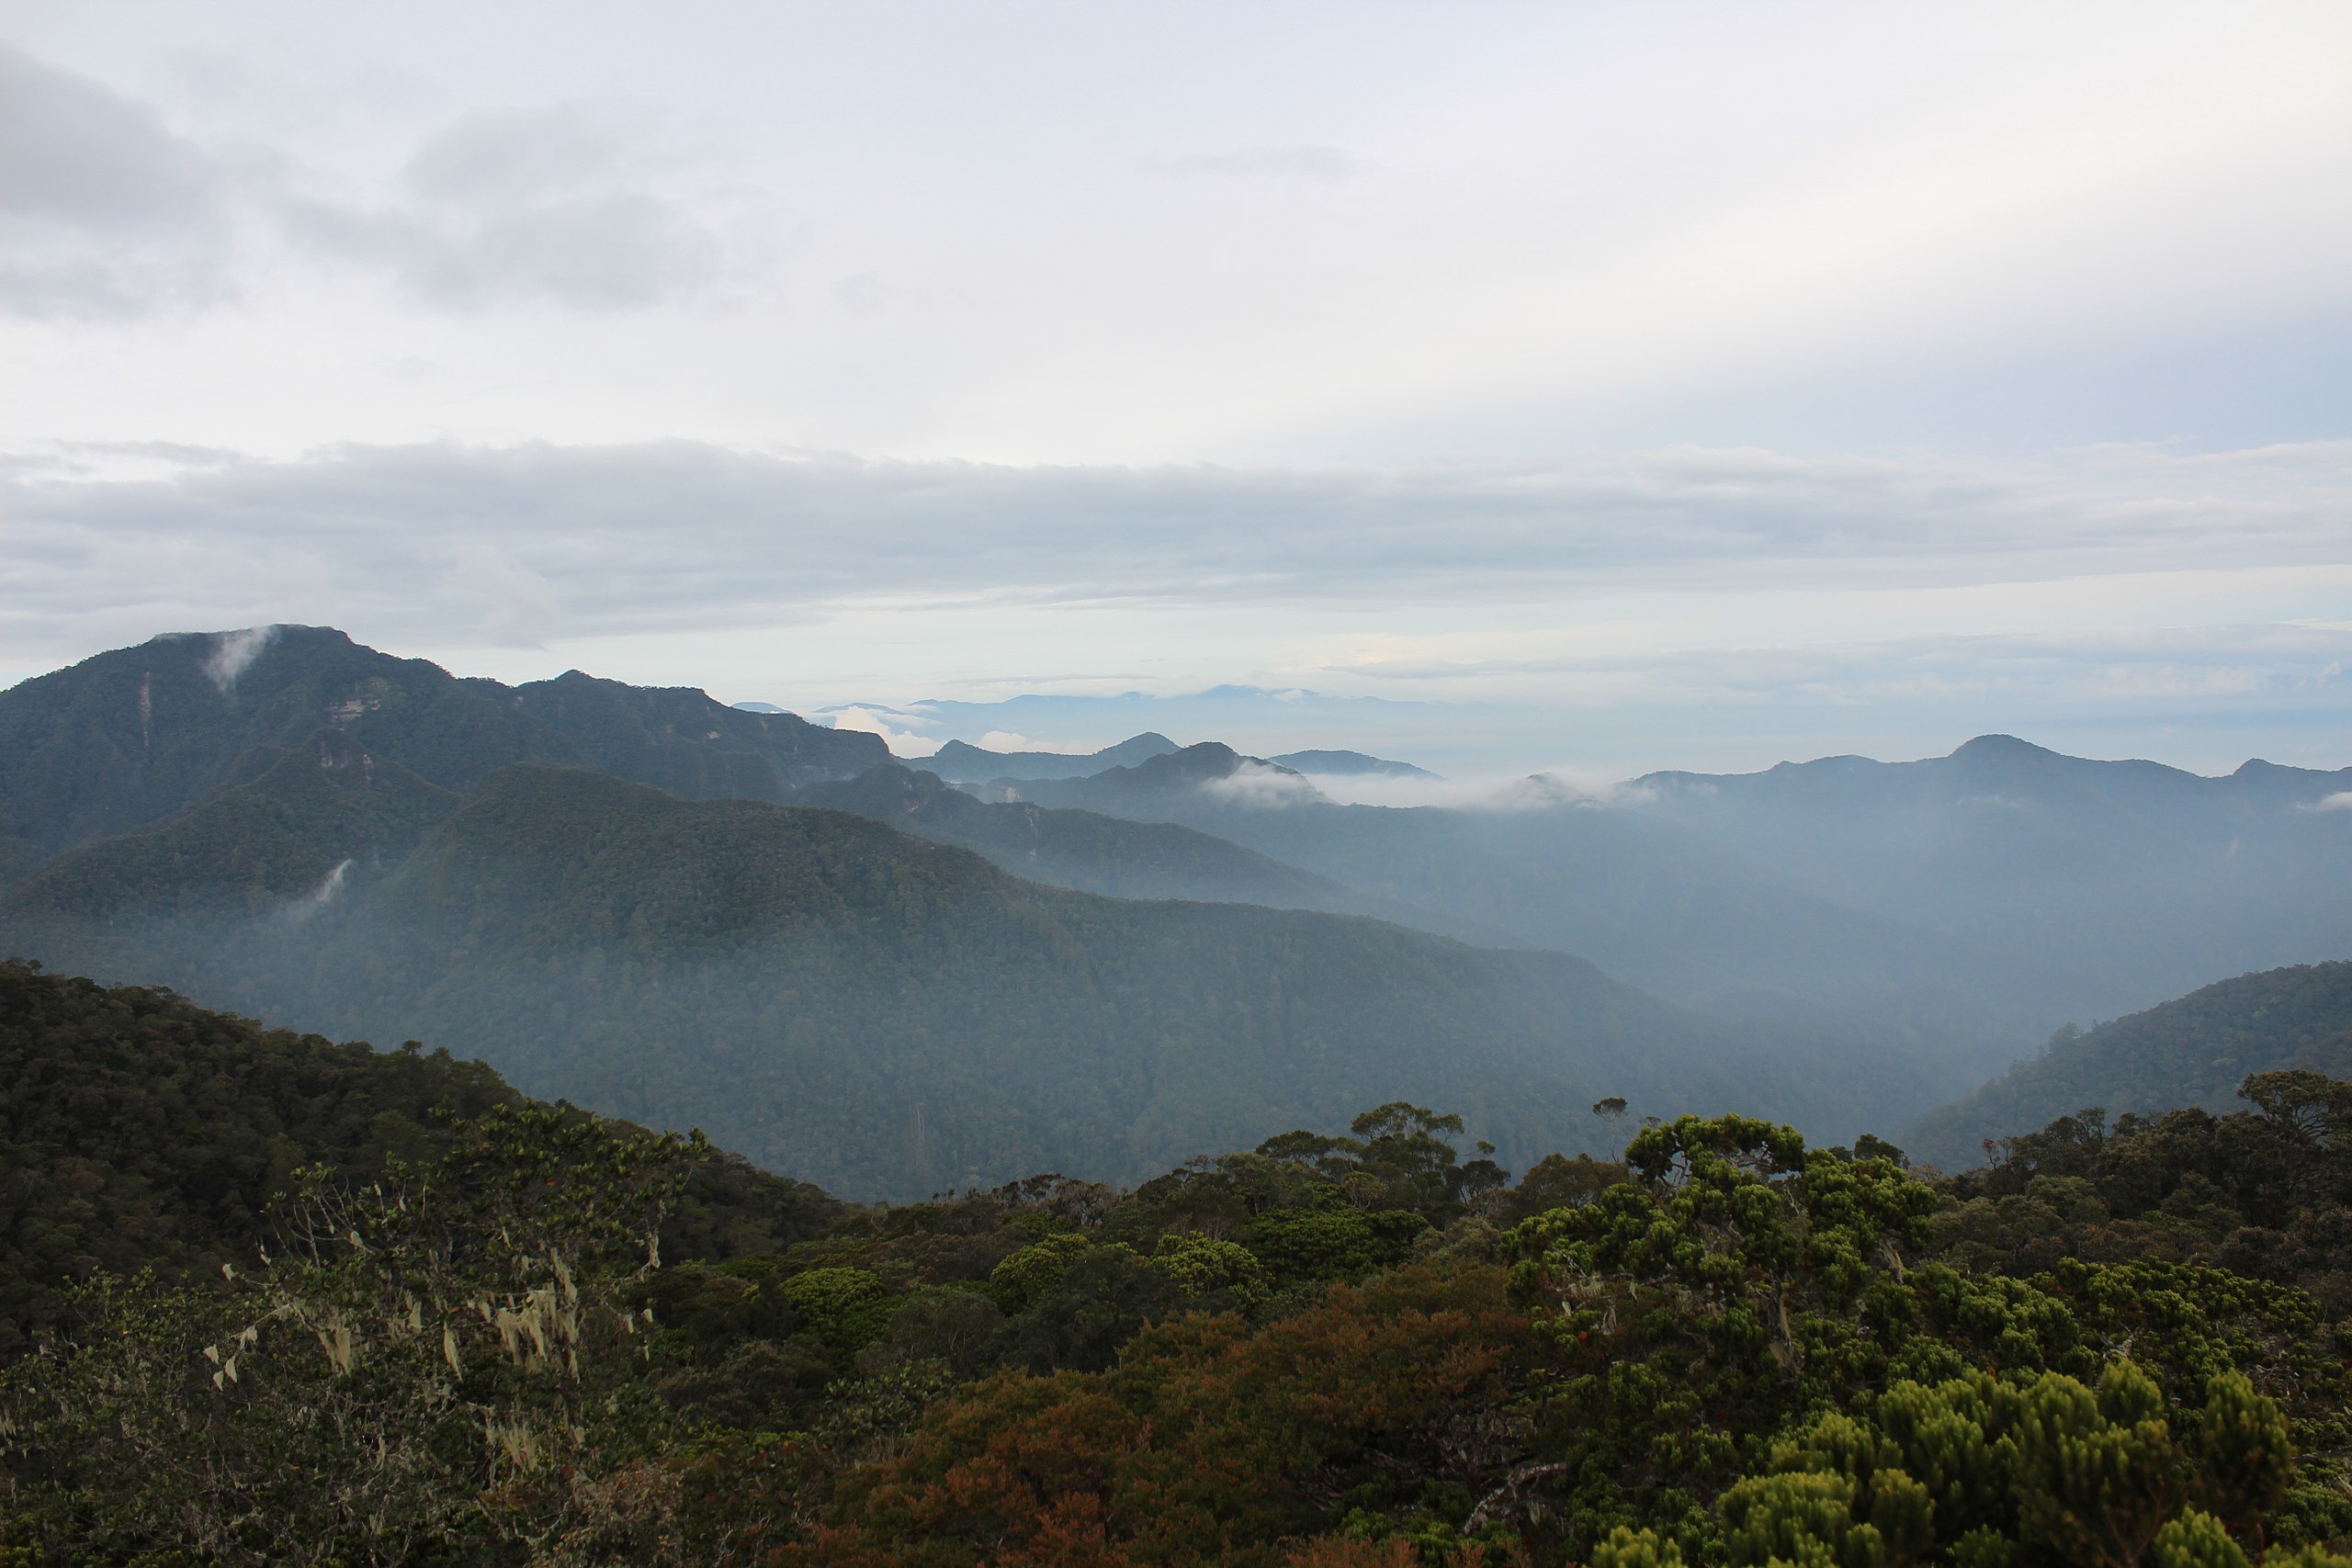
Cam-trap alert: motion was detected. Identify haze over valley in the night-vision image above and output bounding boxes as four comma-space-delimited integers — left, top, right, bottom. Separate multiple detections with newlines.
7, 6, 2352, 1562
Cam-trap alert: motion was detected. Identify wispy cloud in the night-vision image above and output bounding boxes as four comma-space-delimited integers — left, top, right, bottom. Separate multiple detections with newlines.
280, 103, 742, 311
0, 50, 760, 320
0, 47, 236, 318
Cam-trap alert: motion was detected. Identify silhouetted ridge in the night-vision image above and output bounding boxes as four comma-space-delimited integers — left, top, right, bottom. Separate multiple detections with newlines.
927, 731, 1179, 781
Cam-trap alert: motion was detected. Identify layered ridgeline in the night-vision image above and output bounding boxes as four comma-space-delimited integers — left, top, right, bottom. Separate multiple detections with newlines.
0, 627, 1959, 1196
0, 758, 1934, 1197
919, 728, 1438, 784
795, 761, 1358, 909
1001, 739, 2352, 1088
0, 624, 884, 876
1907, 961, 2352, 1167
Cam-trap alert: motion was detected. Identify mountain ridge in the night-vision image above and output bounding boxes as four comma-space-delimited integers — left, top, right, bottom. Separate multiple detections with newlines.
0, 761, 1946, 1197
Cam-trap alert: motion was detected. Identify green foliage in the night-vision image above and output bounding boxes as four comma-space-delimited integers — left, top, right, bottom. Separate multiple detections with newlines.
1918, 964, 2352, 1171
987, 1231, 1095, 1313
6, 966, 2352, 1568
0, 961, 832, 1357
0, 1104, 701, 1566
0, 958, 511, 1354
1937, 1070, 2352, 1318
1152, 1232, 1273, 1307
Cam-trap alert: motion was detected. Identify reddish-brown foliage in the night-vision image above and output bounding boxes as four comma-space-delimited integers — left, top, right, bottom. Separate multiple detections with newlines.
779, 1264, 1534, 1567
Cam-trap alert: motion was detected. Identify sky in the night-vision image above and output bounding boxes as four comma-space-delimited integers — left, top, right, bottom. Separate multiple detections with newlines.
3, 1, 2349, 777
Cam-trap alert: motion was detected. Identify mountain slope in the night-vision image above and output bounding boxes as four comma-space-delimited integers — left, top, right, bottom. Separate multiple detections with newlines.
0, 625, 560, 874
4, 728, 456, 921
0, 626, 882, 879
1906, 961, 2352, 1167
797, 762, 1353, 908
1628, 736, 2352, 1000
0, 765, 1940, 1199
1005, 742, 2078, 1079
0, 960, 841, 1357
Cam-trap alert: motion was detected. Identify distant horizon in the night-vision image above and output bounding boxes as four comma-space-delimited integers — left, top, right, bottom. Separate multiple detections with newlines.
8, 619, 2346, 786
7, 5, 2348, 790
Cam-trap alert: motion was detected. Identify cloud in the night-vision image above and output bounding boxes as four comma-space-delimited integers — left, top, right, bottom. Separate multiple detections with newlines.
5, 436, 2350, 778
200, 625, 277, 693
822, 705, 941, 757
6, 436, 2346, 645
281, 103, 734, 311
0, 48, 235, 317
0, 55, 750, 319
1200, 761, 1325, 807
2306, 792, 2352, 813
1143, 145, 1357, 182
436, 543, 559, 648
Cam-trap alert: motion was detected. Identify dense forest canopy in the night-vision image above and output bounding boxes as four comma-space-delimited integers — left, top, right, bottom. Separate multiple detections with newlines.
4, 967, 2351, 1565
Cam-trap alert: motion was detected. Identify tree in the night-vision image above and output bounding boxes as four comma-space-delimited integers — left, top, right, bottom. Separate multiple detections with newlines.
1592, 1098, 1629, 1162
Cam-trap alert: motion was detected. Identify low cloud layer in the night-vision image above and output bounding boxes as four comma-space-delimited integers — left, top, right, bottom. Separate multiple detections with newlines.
8, 437, 2348, 655
6, 435, 2347, 775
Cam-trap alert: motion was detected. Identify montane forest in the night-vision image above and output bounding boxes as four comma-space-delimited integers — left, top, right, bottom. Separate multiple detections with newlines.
15, 9, 2347, 1560
1, 627, 2350, 1565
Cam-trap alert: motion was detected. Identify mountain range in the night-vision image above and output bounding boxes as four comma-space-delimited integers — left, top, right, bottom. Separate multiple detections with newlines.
0, 627, 1952, 1197
991, 738, 2352, 1115
6, 625, 2350, 1190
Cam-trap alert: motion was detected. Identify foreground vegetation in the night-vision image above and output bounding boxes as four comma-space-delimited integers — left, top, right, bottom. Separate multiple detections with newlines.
4, 965, 2351, 1565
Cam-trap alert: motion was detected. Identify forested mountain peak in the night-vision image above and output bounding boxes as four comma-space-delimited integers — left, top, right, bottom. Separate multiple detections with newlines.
0, 626, 880, 883
1005, 740, 1329, 807
0, 625, 551, 874
926, 730, 1179, 782
503, 666, 885, 798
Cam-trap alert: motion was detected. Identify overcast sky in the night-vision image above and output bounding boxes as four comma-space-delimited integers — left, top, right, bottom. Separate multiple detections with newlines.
5, 2, 2349, 774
